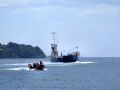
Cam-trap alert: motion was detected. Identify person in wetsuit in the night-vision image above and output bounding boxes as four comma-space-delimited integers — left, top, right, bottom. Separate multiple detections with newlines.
40, 61, 43, 65
33, 63, 36, 68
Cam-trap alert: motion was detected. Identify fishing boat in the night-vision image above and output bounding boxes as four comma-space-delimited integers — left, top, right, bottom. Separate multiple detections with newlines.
51, 32, 80, 62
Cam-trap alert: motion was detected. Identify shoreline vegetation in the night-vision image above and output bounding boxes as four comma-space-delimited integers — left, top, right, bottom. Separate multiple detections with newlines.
0, 42, 46, 58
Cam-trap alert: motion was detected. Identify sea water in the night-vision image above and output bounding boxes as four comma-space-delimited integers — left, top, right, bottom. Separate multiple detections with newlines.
0, 57, 120, 90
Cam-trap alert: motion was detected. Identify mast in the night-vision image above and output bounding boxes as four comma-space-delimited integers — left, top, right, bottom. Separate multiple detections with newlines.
52, 32, 56, 44
51, 32, 58, 58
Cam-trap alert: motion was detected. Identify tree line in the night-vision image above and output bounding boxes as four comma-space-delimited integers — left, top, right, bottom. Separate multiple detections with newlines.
0, 42, 46, 58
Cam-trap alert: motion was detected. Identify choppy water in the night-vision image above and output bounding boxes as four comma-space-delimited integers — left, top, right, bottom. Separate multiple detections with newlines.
0, 57, 120, 90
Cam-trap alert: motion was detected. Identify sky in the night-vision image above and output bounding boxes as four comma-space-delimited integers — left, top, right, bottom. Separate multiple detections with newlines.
0, 0, 120, 57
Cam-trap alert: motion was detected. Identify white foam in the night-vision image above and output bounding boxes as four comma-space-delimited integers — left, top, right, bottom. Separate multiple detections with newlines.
74, 61, 95, 64
2, 61, 95, 71
3, 61, 95, 68
44, 61, 95, 66
4, 63, 28, 66
4, 67, 29, 71
4, 67, 48, 71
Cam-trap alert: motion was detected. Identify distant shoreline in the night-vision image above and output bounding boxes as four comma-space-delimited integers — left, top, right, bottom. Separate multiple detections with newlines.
0, 42, 46, 58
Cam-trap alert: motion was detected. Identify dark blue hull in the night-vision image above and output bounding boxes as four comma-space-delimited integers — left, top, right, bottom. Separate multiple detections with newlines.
51, 55, 78, 62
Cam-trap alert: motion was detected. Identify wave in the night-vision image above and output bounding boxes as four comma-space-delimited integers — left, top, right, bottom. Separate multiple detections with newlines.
44, 61, 95, 66
3, 61, 95, 67
5, 67, 29, 71
4, 63, 28, 66
4, 67, 48, 71
74, 61, 95, 64
1, 61, 95, 71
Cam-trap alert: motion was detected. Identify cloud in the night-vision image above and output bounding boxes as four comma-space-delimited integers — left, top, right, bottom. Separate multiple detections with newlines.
77, 4, 120, 16
0, 0, 65, 8
11, 3, 120, 17
0, 0, 120, 17
0, 0, 33, 7
11, 6, 58, 14
0, 0, 120, 8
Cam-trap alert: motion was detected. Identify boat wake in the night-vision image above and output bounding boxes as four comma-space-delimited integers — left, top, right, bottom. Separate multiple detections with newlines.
1, 61, 95, 71
3, 61, 95, 67
4, 67, 29, 71
4, 67, 48, 71
44, 61, 95, 66
4, 63, 28, 66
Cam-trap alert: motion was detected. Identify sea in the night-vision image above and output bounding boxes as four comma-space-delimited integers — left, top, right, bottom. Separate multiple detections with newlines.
0, 57, 120, 90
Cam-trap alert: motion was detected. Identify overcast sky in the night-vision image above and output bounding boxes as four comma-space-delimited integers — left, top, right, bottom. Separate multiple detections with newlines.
0, 0, 120, 57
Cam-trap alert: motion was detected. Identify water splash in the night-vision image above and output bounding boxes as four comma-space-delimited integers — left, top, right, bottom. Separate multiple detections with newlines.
1, 61, 95, 71
5, 67, 29, 71
4, 67, 48, 71
4, 63, 28, 66
3, 61, 95, 67
44, 61, 95, 66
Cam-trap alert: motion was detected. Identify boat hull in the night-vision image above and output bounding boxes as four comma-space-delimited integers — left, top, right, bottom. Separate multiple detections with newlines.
51, 55, 78, 62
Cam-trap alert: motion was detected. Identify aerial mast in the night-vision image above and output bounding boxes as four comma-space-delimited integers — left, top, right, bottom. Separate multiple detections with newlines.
51, 32, 58, 59
52, 32, 56, 44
